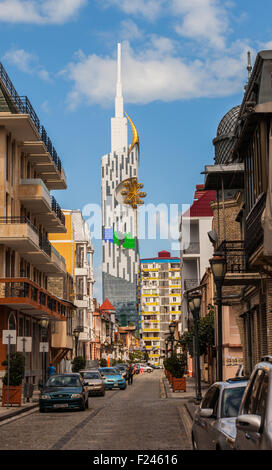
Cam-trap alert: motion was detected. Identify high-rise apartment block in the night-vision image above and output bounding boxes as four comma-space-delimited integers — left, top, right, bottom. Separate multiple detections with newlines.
139, 251, 181, 366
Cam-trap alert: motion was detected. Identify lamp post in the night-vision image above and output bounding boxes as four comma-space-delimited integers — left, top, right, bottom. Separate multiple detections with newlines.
73, 329, 80, 357
188, 292, 202, 403
39, 318, 49, 387
165, 340, 169, 358
209, 254, 227, 382
169, 322, 176, 357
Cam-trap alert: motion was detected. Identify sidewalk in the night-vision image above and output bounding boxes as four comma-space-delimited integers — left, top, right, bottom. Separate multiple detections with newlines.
162, 374, 209, 401
0, 390, 40, 423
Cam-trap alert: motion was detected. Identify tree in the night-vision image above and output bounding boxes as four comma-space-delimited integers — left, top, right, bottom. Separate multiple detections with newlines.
163, 353, 187, 378
1, 352, 25, 386
178, 305, 215, 357
71, 356, 86, 372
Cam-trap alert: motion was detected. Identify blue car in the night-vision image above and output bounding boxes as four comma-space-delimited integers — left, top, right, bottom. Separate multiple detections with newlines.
39, 373, 89, 412
98, 367, 127, 390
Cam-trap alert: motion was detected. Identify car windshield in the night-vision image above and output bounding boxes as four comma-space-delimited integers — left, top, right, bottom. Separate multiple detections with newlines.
99, 368, 119, 376
221, 386, 246, 418
46, 375, 81, 388
82, 372, 101, 379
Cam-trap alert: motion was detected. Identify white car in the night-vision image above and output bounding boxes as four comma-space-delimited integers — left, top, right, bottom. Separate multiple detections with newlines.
139, 364, 153, 373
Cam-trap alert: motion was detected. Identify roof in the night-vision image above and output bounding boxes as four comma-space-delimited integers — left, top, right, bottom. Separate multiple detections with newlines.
141, 250, 180, 262
100, 298, 115, 312
182, 185, 216, 217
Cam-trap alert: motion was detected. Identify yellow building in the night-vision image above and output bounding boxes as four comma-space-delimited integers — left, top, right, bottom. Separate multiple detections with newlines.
139, 251, 181, 366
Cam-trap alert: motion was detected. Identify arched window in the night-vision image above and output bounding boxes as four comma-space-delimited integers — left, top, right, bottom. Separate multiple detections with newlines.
8, 311, 16, 330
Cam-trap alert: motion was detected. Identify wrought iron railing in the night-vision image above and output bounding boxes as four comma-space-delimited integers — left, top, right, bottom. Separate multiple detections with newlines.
39, 234, 52, 257
51, 196, 65, 225
245, 193, 266, 259
0, 61, 63, 177
217, 240, 247, 273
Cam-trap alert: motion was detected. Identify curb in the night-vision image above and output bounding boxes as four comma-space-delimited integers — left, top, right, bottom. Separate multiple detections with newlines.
0, 403, 39, 423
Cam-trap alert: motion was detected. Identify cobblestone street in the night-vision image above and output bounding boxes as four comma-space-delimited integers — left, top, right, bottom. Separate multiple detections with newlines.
0, 371, 191, 451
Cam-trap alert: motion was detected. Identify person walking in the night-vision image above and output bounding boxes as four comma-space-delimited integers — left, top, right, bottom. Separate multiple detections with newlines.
128, 364, 134, 385
48, 363, 56, 377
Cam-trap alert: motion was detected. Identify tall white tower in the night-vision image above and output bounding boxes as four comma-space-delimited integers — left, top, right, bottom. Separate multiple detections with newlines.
101, 43, 139, 327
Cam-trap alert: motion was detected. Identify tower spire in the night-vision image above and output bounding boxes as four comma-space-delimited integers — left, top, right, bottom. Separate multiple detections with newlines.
115, 43, 124, 118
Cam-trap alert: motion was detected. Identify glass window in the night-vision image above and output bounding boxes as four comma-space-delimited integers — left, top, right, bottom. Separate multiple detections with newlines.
255, 373, 269, 417
243, 370, 264, 415
201, 386, 220, 413
221, 386, 246, 418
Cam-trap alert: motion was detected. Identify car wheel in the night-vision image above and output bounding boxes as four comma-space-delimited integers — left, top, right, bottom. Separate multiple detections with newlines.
147, 370, 152, 373
39, 408, 45, 413
100, 389, 105, 396
192, 433, 198, 450
85, 398, 89, 409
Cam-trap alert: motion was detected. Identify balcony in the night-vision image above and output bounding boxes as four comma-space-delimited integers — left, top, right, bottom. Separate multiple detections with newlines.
0, 278, 69, 321
0, 216, 39, 254
217, 240, 261, 286
184, 279, 199, 291
0, 62, 66, 189
182, 242, 200, 255
244, 193, 266, 260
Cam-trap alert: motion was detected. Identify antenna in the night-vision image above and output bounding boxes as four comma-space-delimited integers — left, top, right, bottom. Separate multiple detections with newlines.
115, 42, 124, 118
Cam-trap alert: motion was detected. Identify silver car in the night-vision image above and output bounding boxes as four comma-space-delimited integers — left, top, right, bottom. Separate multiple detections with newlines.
192, 378, 248, 450
235, 356, 272, 450
79, 370, 105, 396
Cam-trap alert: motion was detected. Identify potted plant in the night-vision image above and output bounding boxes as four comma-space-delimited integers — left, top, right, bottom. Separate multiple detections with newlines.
71, 356, 86, 372
1, 352, 25, 406
164, 354, 187, 392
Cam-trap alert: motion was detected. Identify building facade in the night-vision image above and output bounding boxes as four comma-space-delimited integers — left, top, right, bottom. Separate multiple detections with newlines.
139, 251, 181, 366
49, 209, 95, 361
101, 43, 139, 328
0, 60, 73, 388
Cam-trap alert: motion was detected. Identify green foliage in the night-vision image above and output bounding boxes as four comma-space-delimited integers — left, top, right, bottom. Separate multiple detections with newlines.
99, 358, 107, 367
1, 352, 25, 386
178, 305, 215, 357
71, 356, 86, 372
129, 350, 146, 363
163, 353, 187, 378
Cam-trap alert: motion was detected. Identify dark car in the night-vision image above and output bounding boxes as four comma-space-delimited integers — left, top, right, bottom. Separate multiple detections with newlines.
39, 373, 89, 412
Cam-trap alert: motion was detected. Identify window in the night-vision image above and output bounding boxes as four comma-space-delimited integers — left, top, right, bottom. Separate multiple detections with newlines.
201, 386, 220, 415
243, 369, 265, 415
221, 386, 246, 418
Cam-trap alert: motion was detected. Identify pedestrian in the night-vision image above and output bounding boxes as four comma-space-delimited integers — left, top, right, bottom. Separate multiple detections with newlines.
48, 363, 55, 377
128, 364, 134, 385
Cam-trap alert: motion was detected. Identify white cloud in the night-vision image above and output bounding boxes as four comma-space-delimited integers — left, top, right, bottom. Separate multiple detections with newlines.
172, 0, 229, 49
97, 0, 165, 21
0, 0, 87, 24
3, 48, 52, 82
120, 19, 143, 41
63, 40, 249, 109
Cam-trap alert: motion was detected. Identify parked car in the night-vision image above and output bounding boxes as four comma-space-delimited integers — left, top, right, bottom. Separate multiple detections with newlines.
98, 367, 127, 390
191, 377, 248, 450
235, 356, 272, 450
79, 370, 105, 396
139, 363, 153, 373
39, 373, 89, 412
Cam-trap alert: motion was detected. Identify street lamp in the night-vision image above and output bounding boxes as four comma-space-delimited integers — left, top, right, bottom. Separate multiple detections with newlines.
209, 254, 227, 382
169, 322, 175, 357
39, 318, 49, 387
73, 329, 80, 357
165, 340, 169, 358
188, 292, 202, 403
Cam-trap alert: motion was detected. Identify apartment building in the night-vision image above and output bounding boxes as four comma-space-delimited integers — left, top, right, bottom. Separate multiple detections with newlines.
49, 210, 95, 361
0, 61, 73, 387
179, 185, 216, 332
139, 251, 181, 366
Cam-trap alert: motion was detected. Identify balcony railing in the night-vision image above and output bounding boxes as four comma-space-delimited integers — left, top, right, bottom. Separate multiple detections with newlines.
245, 193, 266, 259
217, 240, 247, 273
0, 216, 38, 233
39, 234, 52, 257
0, 278, 68, 319
51, 196, 65, 225
0, 61, 63, 176
183, 242, 200, 254
184, 279, 199, 290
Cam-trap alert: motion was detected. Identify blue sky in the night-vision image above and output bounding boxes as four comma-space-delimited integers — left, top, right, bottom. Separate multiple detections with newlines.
1, 0, 272, 300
